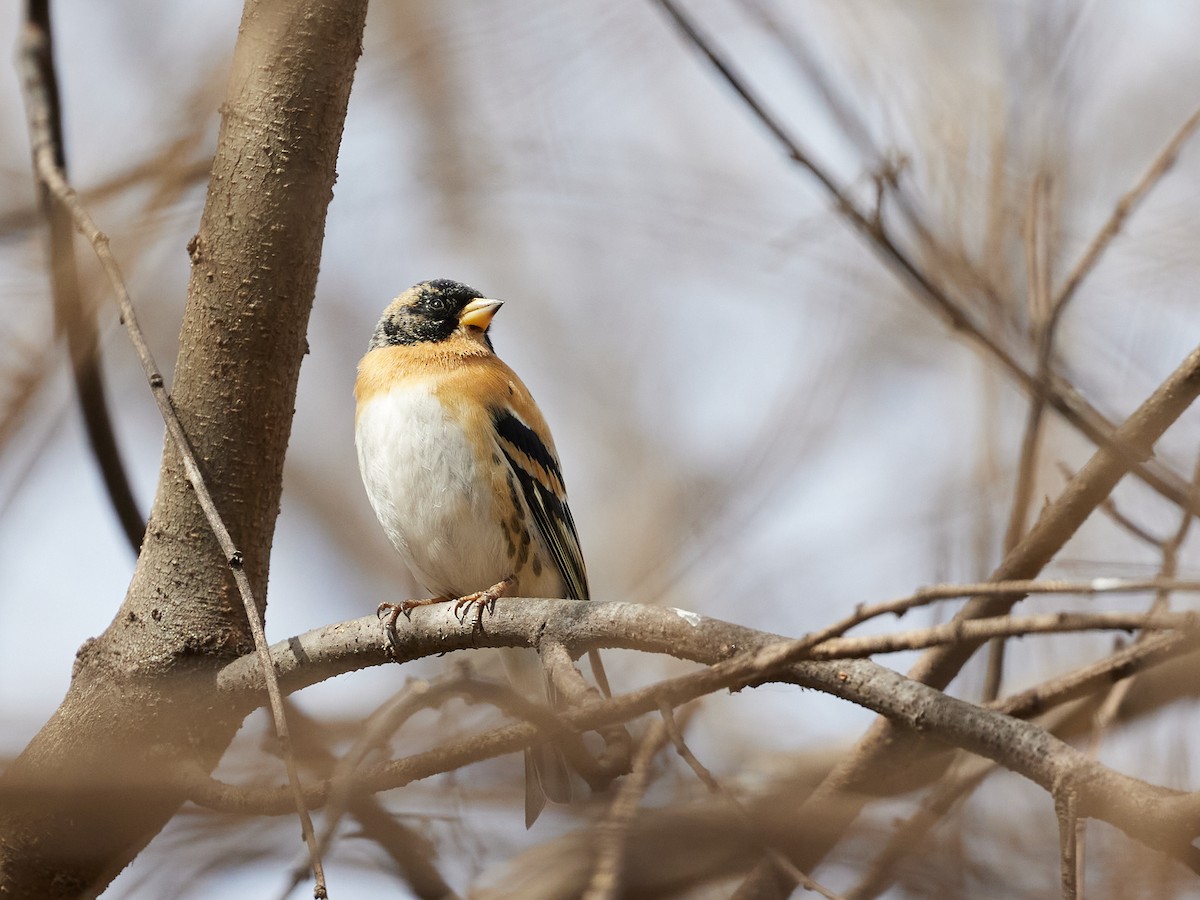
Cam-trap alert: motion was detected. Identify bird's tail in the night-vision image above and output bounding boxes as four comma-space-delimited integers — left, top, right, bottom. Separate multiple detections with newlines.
499, 647, 573, 827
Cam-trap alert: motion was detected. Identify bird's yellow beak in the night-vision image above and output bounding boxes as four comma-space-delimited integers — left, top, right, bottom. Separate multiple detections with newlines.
458, 298, 503, 330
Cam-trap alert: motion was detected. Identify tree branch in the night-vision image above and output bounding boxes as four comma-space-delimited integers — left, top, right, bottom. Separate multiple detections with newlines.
787, 329, 1200, 872
201, 600, 1200, 873
653, 0, 1200, 522
21, 15, 326, 890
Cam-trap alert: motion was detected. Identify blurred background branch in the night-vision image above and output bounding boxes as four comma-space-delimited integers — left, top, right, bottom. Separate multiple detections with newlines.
21, 0, 144, 553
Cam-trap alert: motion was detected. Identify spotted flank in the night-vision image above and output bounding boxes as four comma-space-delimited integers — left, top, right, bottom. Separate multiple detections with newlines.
491, 407, 589, 601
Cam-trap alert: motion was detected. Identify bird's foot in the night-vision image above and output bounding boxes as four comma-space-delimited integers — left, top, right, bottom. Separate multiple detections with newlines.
453, 576, 516, 630
377, 596, 452, 651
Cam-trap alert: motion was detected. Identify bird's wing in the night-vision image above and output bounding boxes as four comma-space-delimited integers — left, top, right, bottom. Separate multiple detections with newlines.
490, 407, 589, 601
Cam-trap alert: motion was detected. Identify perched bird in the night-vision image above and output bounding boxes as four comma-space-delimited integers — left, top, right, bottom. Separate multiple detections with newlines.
355, 278, 609, 826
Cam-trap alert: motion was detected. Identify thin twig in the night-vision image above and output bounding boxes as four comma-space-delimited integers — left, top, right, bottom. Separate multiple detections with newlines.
1000, 630, 1197, 721
985, 173, 1056, 702
659, 704, 844, 900
280, 700, 457, 900
541, 641, 633, 775
806, 611, 1197, 661
1052, 105, 1200, 318
1093, 491, 1167, 548
653, 0, 1200, 521
583, 719, 671, 900
309, 673, 616, 883
847, 753, 995, 900
862, 576, 1200, 628
1085, 452, 1200, 750
1059, 459, 1170, 548
18, 13, 324, 897
916, 576, 1200, 599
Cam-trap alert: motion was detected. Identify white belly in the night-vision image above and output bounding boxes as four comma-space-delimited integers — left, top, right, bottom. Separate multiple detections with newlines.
356, 383, 511, 597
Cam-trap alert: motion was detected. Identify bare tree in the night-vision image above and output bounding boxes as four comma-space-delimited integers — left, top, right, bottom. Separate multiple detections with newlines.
5, 2, 1200, 899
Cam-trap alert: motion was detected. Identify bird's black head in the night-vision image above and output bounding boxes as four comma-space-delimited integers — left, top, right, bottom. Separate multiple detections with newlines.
369, 279, 501, 350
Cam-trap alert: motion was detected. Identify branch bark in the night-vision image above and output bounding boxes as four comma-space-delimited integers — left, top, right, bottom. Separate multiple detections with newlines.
0, 2, 367, 896
783, 338, 1200, 876
203, 599, 1200, 871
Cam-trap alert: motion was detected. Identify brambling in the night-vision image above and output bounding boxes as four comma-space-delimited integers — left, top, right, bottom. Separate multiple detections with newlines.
355, 278, 610, 826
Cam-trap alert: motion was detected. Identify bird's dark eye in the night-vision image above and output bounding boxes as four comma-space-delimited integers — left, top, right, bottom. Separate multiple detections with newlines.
426, 297, 447, 313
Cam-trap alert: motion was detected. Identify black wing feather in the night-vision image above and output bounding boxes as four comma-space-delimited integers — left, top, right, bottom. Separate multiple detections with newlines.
492, 409, 589, 601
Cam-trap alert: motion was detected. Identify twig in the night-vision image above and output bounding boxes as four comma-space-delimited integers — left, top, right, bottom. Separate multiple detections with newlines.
847, 753, 995, 900
540, 640, 602, 706
541, 642, 633, 775
653, 0, 1200, 523
583, 719, 671, 900
652, 0, 1001, 351
910, 576, 1200, 601
994, 630, 1193, 720
985, 172, 1056, 703
279, 700, 456, 900
805, 611, 1197, 660
1052, 105, 1200, 318
293, 671, 627, 895
852, 576, 1200, 636
659, 705, 843, 900
1059, 459, 1170, 548
1085, 453, 1200, 750
795, 328, 1200, 872
18, 12, 324, 896
304, 684, 437, 880
22, 0, 143, 554
1011, 172, 1056, 552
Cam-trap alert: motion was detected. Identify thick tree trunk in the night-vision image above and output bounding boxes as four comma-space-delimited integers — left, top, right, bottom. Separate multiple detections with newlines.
0, 2, 367, 895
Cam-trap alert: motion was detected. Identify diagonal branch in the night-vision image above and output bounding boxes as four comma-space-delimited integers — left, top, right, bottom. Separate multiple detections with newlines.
653, 0, 1200, 521
583, 718, 671, 900
280, 700, 457, 900
789, 336, 1200, 869
1052, 105, 1200, 318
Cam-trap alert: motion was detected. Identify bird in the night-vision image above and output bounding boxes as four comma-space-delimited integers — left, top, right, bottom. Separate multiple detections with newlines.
354, 278, 610, 827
